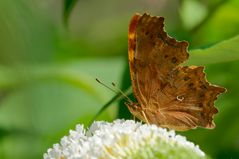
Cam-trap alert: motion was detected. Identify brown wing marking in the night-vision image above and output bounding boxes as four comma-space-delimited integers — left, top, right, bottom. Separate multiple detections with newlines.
151, 66, 226, 130
128, 13, 188, 108
128, 13, 148, 106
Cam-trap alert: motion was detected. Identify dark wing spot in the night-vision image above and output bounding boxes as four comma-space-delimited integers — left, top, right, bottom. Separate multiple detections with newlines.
157, 33, 164, 40
150, 34, 154, 39
198, 103, 203, 107
200, 112, 204, 117
207, 101, 211, 107
200, 85, 207, 89
188, 83, 194, 88
199, 93, 205, 98
171, 57, 178, 64
152, 41, 156, 46
183, 76, 190, 81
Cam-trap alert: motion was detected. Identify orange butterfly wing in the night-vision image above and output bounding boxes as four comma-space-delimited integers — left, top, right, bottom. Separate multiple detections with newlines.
128, 13, 226, 131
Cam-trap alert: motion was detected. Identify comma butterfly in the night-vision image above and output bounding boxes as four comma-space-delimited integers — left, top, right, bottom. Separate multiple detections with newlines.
127, 13, 226, 131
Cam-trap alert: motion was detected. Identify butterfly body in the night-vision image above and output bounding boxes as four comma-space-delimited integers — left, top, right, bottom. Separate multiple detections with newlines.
127, 13, 226, 131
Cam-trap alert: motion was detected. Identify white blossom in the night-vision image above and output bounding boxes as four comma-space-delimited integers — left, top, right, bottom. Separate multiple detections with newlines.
43, 119, 206, 159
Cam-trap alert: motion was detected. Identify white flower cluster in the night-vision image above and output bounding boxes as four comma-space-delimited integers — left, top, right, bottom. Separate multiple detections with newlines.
44, 119, 206, 159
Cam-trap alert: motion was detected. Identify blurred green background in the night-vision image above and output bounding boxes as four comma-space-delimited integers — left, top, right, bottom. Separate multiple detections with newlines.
0, 0, 238, 158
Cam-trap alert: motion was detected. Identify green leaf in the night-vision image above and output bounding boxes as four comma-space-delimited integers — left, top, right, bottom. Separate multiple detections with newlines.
63, 0, 79, 25
189, 0, 239, 47
180, 0, 208, 30
186, 35, 239, 65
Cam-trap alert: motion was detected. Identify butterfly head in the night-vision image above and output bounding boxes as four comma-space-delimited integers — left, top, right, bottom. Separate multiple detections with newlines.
125, 102, 145, 120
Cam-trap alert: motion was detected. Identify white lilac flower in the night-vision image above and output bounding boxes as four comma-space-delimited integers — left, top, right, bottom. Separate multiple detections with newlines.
43, 119, 207, 159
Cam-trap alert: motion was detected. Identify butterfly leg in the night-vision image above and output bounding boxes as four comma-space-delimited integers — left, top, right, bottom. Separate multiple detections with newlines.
141, 110, 149, 124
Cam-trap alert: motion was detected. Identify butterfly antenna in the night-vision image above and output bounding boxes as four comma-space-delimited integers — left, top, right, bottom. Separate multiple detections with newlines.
96, 78, 118, 94
111, 82, 133, 103
96, 78, 133, 103
92, 79, 133, 124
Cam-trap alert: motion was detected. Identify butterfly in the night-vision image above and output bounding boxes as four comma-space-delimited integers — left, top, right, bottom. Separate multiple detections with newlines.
126, 13, 226, 131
